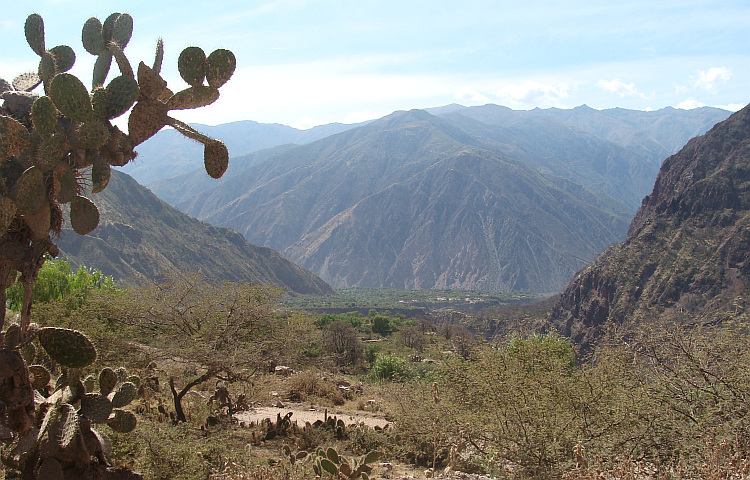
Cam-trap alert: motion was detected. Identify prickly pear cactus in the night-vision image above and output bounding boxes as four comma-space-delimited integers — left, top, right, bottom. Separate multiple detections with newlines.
0, 12, 235, 479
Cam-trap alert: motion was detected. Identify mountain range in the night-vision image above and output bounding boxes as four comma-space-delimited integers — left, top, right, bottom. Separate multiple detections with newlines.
545, 103, 750, 347
55, 171, 334, 296
114, 104, 728, 293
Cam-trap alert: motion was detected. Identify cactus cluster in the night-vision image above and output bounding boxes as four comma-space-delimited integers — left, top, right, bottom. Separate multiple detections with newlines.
312, 446, 382, 480
0, 12, 234, 479
1, 324, 141, 478
0, 12, 235, 343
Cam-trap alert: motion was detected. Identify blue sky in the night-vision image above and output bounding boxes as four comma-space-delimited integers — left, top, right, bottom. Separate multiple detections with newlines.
2, 0, 749, 129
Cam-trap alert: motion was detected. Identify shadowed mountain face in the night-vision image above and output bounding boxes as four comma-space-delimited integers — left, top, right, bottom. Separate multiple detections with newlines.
172, 109, 633, 293
56, 171, 334, 295
545, 104, 750, 347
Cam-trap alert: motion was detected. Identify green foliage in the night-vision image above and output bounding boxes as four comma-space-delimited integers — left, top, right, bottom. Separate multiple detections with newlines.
6, 257, 118, 310
370, 353, 412, 382
371, 314, 391, 335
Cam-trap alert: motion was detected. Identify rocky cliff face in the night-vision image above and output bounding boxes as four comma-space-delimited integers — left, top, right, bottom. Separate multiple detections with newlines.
546, 104, 750, 347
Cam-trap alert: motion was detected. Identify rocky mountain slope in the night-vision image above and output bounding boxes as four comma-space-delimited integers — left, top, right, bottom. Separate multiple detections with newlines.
174, 109, 632, 293
545, 103, 750, 347
56, 171, 334, 295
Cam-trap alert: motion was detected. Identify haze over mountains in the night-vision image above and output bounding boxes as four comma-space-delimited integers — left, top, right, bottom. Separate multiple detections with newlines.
111, 104, 729, 294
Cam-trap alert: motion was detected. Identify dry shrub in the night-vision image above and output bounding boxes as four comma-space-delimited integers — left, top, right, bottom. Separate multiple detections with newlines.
286, 370, 345, 406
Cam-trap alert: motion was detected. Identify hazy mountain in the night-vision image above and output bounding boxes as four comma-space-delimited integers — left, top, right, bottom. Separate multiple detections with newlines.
174, 109, 631, 293
119, 120, 364, 185
56, 171, 334, 295
545, 103, 750, 347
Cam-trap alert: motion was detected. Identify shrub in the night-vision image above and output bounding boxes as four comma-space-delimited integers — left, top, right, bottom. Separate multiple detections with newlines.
371, 353, 412, 382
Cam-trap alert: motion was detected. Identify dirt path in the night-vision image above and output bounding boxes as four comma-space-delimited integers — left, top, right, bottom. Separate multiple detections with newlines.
234, 403, 389, 429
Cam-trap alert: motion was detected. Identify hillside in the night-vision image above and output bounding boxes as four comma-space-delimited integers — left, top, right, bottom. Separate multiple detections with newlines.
175, 109, 631, 293
545, 103, 750, 347
55, 171, 334, 295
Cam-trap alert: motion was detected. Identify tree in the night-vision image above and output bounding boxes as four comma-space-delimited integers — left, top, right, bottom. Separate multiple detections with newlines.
322, 320, 364, 368
113, 272, 286, 422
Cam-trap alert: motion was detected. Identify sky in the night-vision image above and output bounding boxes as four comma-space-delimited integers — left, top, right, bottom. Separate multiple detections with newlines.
2, 0, 749, 129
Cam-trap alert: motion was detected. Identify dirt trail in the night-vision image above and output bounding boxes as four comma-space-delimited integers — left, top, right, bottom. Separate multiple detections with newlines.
234, 403, 389, 429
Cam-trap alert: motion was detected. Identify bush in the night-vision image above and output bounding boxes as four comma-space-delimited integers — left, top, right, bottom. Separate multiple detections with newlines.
371, 353, 412, 381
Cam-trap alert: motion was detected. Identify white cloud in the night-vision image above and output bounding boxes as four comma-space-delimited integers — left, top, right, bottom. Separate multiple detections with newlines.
455, 87, 490, 104
343, 111, 381, 124
494, 81, 570, 107
713, 103, 745, 112
676, 98, 706, 110
694, 67, 732, 91
596, 79, 646, 98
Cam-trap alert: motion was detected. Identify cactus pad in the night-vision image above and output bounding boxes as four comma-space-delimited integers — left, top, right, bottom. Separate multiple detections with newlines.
178, 47, 206, 87
28, 365, 52, 390
70, 195, 100, 235
93, 52, 113, 88
13, 166, 46, 216
36, 133, 71, 170
99, 368, 118, 396
112, 14, 134, 48
91, 158, 111, 193
49, 73, 93, 122
101, 13, 121, 44
0, 115, 32, 158
80, 393, 113, 423
31, 96, 59, 138
107, 408, 136, 433
104, 75, 139, 118
82, 17, 105, 55
24, 14, 46, 57
167, 85, 219, 111
204, 141, 229, 179
53, 162, 76, 204
37, 327, 97, 368
108, 381, 137, 408
78, 121, 110, 150
49, 45, 76, 73
38, 457, 65, 480
128, 100, 168, 145
205, 49, 236, 89
12, 72, 42, 92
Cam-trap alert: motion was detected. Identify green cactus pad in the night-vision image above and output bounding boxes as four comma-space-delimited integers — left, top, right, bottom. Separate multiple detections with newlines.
14, 166, 46, 216
206, 49, 236, 89
81, 393, 113, 423
110, 44, 134, 79
167, 86, 219, 111
0, 115, 32, 158
24, 14, 46, 57
62, 381, 86, 405
104, 75, 139, 118
50, 45, 76, 73
31, 96, 59, 138
0, 197, 17, 236
178, 47, 207, 87
204, 141, 229, 179
38, 457, 65, 480
326, 447, 340, 464
363, 451, 382, 464
101, 13, 121, 44
107, 408, 137, 433
82, 17, 105, 55
12, 72, 42, 92
38, 327, 97, 368
3, 323, 21, 349
36, 132, 71, 170
99, 368, 118, 396
92, 158, 111, 193
29, 365, 52, 390
39, 51, 57, 87
78, 121, 110, 150
128, 100, 168, 145
49, 73, 93, 122
108, 381, 137, 408
320, 458, 338, 475
112, 13, 133, 48
91, 87, 108, 119
93, 52, 113, 88
53, 162, 76, 204
70, 195, 100, 235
